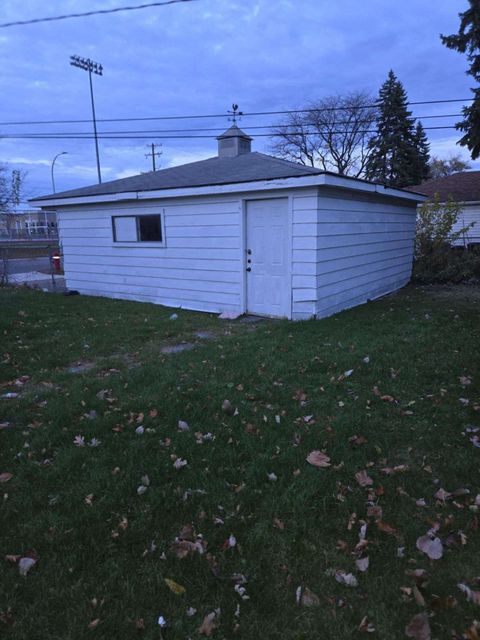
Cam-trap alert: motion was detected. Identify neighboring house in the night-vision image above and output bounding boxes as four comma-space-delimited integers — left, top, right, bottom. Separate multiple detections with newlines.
0, 209, 57, 238
30, 125, 425, 320
412, 171, 480, 247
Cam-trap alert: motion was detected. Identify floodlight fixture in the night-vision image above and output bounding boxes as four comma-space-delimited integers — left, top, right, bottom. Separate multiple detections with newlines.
70, 54, 104, 183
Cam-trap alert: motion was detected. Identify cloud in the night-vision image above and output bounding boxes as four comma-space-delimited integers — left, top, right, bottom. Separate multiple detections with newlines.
1, 0, 476, 195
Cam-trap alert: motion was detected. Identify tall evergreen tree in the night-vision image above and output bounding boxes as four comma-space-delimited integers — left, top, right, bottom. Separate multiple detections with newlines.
413, 122, 431, 182
441, 2, 480, 159
365, 71, 429, 187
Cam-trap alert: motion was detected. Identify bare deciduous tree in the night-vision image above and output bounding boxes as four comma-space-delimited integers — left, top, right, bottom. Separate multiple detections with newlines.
270, 91, 377, 177
429, 154, 471, 179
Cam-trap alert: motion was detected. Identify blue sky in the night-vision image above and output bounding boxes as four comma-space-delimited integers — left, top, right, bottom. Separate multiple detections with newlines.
0, 0, 475, 205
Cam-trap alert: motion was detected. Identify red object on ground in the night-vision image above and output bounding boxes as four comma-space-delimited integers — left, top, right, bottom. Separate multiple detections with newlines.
52, 254, 61, 273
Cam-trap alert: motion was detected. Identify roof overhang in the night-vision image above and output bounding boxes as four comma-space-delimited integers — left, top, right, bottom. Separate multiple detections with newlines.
29, 174, 427, 208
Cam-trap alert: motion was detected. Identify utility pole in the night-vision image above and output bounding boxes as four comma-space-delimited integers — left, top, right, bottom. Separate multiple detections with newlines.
145, 143, 162, 171
70, 55, 103, 183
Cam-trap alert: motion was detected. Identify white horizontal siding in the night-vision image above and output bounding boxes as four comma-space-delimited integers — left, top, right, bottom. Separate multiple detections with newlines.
58, 195, 242, 314
291, 191, 318, 319
314, 189, 417, 319
451, 204, 480, 246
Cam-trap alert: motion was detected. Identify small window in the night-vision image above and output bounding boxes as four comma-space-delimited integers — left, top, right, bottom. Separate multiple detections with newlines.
138, 215, 162, 241
112, 214, 164, 244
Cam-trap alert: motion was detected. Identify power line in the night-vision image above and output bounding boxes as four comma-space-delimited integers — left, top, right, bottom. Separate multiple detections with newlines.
0, 98, 473, 127
0, 125, 461, 141
0, 0, 199, 28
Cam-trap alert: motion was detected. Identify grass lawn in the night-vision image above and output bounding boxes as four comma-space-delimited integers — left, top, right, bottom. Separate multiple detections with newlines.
1, 285, 479, 639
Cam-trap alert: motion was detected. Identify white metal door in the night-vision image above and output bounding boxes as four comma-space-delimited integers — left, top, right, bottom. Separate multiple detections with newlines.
245, 198, 290, 318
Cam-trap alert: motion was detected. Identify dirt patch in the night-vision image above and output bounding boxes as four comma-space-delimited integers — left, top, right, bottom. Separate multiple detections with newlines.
161, 343, 196, 354
67, 360, 96, 374
418, 283, 480, 301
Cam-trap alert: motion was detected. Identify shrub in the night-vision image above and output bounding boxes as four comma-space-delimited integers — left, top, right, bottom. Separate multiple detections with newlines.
413, 194, 480, 283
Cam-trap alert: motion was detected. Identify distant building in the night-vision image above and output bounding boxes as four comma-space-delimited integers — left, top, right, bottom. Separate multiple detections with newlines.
412, 171, 480, 247
0, 209, 57, 238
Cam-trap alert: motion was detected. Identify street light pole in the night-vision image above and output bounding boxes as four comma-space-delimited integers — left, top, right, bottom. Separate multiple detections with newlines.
51, 151, 68, 193
70, 55, 103, 183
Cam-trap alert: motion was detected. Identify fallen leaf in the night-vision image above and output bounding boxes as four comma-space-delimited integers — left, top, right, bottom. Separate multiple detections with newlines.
88, 619, 100, 630
0, 473, 13, 483
18, 557, 37, 577
355, 470, 373, 487
458, 582, 480, 604
358, 615, 375, 633
434, 488, 451, 501
171, 538, 207, 559
164, 578, 186, 595
306, 450, 331, 468
376, 521, 399, 536
73, 435, 85, 447
412, 584, 426, 607
222, 399, 235, 416
199, 611, 218, 636
335, 571, 358, 587
173, 458, 188, 470
405, 612, 431, 640
178, 420, 189, 432
416, 534, 443, 560
356, 557, 369, 572
349, 435, 368, 447
299, 587, 320, 607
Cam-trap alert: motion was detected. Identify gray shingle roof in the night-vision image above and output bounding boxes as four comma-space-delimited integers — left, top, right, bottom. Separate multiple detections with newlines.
31, 152, 323, 202
410, 171, 480, 202
216, 124, 252, 140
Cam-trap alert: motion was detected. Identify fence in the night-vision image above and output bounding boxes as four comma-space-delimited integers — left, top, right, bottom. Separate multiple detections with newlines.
0, 228, 59, 240
0, 240, 64, 291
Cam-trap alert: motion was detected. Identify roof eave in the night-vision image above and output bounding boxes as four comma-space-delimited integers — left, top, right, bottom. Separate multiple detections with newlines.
29, 174, 426, 208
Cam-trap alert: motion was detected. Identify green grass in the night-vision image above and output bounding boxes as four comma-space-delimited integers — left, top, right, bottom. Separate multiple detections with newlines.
1, 285, 479, 639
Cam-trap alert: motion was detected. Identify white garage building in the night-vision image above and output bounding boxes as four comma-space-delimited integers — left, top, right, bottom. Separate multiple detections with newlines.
31, 125, 425, 319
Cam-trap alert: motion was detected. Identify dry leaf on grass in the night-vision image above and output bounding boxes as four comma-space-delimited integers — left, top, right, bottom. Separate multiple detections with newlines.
458, 582, 480, 604
296, 586, 320, 607
18, 557, 37, 577
434, 488, 451, 501
416, 534, 443, 560
164, 578, 186, 595
173, 458, 188, 470
306, 450, 331, 468
199, 611, 219, 636
171, 538, 207, 559
335, 571, 358, 587
0, 473, 13, 483
355, 470, 373, 487
356, 557, 369, 572
222, 399, 236, 416
405, 612, 431, 640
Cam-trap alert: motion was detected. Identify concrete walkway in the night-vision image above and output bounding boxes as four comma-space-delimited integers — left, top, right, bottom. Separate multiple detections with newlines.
7, 271, 66, 293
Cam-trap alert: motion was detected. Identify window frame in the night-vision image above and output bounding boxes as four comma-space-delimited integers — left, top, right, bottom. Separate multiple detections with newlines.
111, 212, 166, 246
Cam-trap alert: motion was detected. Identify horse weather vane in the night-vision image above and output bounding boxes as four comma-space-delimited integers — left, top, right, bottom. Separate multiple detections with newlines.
228, 103, 243, 124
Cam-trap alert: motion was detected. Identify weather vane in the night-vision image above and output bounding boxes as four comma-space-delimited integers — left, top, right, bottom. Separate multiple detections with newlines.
228, 103, 243, 124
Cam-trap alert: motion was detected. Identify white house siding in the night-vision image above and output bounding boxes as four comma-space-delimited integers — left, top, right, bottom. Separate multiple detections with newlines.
452, 204, 480, 246
58, 196, 243, 314
314, 189, 417, 319
291, 191, 320, 320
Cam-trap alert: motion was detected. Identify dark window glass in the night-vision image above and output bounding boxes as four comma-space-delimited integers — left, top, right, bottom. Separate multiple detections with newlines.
138, 215, 162, 242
